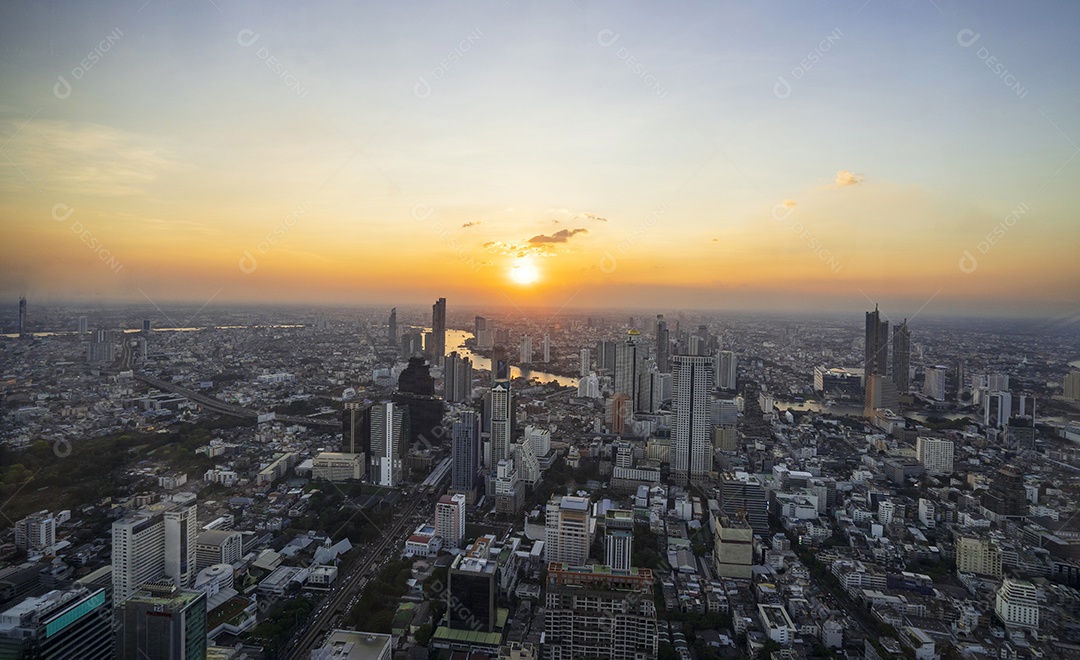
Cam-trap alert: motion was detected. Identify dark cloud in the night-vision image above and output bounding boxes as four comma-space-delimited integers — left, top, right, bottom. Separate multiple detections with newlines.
528, 228, 588, 244
462, 221, 481, 228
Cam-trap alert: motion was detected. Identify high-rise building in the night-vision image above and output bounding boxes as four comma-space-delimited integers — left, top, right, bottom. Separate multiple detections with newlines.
444, 351, 473, 403
388, 307, 397, 346
77, 315, 88, 334
545, 496, 591, 567
431, 297, 447, 361
0, 587, 112, 659
542, 334, 551, 363
955, 536, 1003, 577
450, 411, 480, 502
923, 365, 948, 402
111, 501, 198, 604
87, 329, 115, 365
14, 510, 59, 553
18, 295, 26, 339
435, 494, 467, 548
636, 363, 665, 414
578, 373, 601, 399
194, 530, 244, 572
579, 348, 590, 377
865, 374, 900, 412
515, 438, 540, 485
400, 332, 423, 359
369, 401, 408, 487
890, 318, 910, 392
981, 464, 1028, 519
995, 578, 1039, 629
595, 340, 617, 373
915, 436, 954, 475
474, 315, 487, 335
342, 401, 372, 455
605, 530, 633, 571
118, 581, 207, 660
614, 330, 644, 411
716, 350, 737, 391
448, 540, 498, 633
142, 319, 152, 334
488, 381, 512, 468
520, 334, 533, 364
720, 473, 769, 536
525, 426, 551, 458
606, 393, 632, 435
544, 563, 657, 660
655, 315, 670, 373
671, 355, 714, 485
864, 305, 889, 381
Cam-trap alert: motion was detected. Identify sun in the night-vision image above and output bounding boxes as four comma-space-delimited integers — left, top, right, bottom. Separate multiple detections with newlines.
509, 259, 540, 285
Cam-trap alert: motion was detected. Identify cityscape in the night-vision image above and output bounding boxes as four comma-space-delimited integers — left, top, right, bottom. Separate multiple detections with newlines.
2, 1, 1080, 660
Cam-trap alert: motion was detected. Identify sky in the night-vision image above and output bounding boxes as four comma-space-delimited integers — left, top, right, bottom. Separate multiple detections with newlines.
1, 0, 1078, 319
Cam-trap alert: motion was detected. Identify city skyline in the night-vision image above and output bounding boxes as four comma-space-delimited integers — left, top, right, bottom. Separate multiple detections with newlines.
1, 2, 1078, 318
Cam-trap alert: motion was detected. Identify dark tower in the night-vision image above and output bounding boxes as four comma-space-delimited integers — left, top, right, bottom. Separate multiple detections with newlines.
431, 297, 447, 364
388, 307, 397, 346
864, 305, 889, 381
892, 319, 911, 393
18, 295, 27, 338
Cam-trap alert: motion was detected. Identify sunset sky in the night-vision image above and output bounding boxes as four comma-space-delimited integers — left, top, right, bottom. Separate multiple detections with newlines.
1, 1, 1078, 318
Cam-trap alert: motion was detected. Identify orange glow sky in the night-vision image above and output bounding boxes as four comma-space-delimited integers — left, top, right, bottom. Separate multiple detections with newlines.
1, 1, 1078, 318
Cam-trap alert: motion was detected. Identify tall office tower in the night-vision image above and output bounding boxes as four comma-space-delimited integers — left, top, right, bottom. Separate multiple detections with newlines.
915, 436, 954, 475
579, 347, 590, 377
606, 393, 632, 434
164, 505, 198, 591
891, 319, 911, 393
119, 581, 207, 660
716, 350, 737, 391
388, 307, 397, 346
0, 586, 112, 659
605, 529, 633, 570
578, 373, 601, 399
988, 373, 1010, 392
614, 330, 643, 408
77, 315, 88, 334
448, 540, 499, 633
720, 473, 769, 536
431, 297, 447, 361
394, 357, 442, 446
636, 363, 664, 414
545, 564, 657, 660
435, 493, 467, 548
450, 411, 480, 502
474, 315, 487, 335
542, 334, 551, 363
865, 374, 900, 412
712, 516, 754, 579
400, 331, 424, 359
923, 365, 948, 402
520, 334, 533, 363
525, 425, 551, 458
712, 398, 739, 427
488, 380, 513, 467
142, 319, 152, 334
342, 401, 372, 455
864, 304, 889, 381
545, 495, 592, 566
111, 501, 198, 604
18, 295, 26, 338
671, 355, 715, 485
981, 464, 1028, 519
444, 351, 473, 403
595, 339, 617, 373
984, 390, 1012, 427
87, 329, 115, 365
515, 438, 540, 485
655, 314, 670, 373
369, 401, 408, 487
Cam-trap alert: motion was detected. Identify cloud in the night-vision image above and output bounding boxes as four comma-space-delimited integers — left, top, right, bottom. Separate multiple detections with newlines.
574, 212, 608, 222
782, 200, 797, 208
835, 170, 864, 187
461, 221, 481, 228
528, 228, 588, 244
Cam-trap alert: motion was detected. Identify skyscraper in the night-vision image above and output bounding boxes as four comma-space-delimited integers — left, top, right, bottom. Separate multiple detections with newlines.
579, 347, 590, 377
111, 501, 198, 604
716, 350, 737, 391
636, 362, 664, 414
388, 307, 397, 346
864, 305, 889, 381
444, 351, 473, 403
450, 411, 480, 502
671, 354, 714, 485
369, 401, 407, 487
342, 401, 372, 455
488, 380, 512, 468
0, 586, 112, 659
119, 581, 206, 660
18, 295, 26, 338
614, 330, 643, 409
545, 495, 591, 566
431, 297, 447, 362
435, 493, 467, 548
605, 530, 633, 571
655, 314, 670, 373
545, 564, 657, 659
892, 319, 911, 393
915, 436, 954, 475
520, 334, 533, 363
543, 333, 551, 363
595, 339, 617, 373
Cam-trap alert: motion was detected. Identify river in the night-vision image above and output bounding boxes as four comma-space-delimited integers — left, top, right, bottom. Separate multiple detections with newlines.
444, 329, 579, 387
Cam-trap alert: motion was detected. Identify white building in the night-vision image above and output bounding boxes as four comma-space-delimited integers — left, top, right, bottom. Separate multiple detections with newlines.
312, 452, 364, 481
915, 437, 954, 475
917, 498, 936, 528
716, 350, 737, 390
671, 355, 715, 484
995, 578, 1039, 628
923, 365, 948, 401
545, 496, 591, 566
435, 493, 466, 548
369, 402, 406, 487
605, 530, 633, 571
112, 501, 197, 604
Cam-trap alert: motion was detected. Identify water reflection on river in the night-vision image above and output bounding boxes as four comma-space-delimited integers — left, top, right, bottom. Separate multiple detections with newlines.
445, 329, 578, 387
